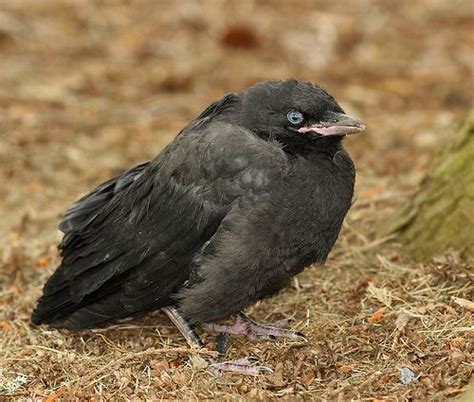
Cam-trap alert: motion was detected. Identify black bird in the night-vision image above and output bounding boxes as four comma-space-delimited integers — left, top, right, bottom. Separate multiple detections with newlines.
32, 79, 365, 373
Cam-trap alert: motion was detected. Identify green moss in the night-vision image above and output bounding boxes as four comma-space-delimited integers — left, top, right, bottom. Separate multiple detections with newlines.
391, 110, 474, 261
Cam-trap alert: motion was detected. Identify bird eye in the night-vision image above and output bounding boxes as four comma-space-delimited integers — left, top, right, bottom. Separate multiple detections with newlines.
287, 111, 304, 125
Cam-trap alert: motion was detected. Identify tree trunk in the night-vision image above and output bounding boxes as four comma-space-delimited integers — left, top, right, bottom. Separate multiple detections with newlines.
391, 110, 474, 261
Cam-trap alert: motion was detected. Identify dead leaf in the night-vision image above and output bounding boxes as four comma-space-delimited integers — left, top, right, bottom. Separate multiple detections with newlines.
189, 355, 208, 370
338, 362, 358, 373
448, 350, 466, 370
153, 359, 170, 371
447, 337, 466, 349
172, 372, 188, 385
367, 283, 392, 307
368, 309, 385, 324
36, 255, 51, 268
302, 375, 315, 387
45, 388, 67, 402
361, 187, 383, 198
9, 284, 22, 293
0, 321, 13, 330
395, 312, 410, 330
451, 296, 474, 312
269, 362, 285, 387
220, 25, 260, 49
27, 181, 43, 192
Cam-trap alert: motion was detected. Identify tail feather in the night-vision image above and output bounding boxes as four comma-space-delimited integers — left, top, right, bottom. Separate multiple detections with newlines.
46, 293, 129, 330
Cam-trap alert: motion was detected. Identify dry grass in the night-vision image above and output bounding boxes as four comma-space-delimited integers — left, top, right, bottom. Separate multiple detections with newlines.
1, 228, 472, 399
0, 0, 473, 400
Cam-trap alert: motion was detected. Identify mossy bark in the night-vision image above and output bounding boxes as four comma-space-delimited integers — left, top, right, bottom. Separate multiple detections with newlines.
391, 110, 474, 261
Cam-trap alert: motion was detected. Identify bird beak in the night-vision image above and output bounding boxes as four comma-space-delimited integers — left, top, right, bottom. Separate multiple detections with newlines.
298, 112, 365, 137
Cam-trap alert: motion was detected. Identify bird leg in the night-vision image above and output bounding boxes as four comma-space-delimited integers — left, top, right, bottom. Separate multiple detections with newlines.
162, 306, 204, 348
203, 312, 308, 342
161, 306, 272, 375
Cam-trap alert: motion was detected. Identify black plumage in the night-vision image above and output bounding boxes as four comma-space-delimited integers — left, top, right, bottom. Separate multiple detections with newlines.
32, 79, 364, 331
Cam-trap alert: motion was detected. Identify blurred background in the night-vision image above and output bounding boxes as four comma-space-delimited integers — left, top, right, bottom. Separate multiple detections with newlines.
0, 0, 472, 236
0, 0, 472, 399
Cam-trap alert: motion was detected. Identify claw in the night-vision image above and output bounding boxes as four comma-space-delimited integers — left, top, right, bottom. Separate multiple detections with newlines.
216, 333, 229, 355
294, 331, 308, 341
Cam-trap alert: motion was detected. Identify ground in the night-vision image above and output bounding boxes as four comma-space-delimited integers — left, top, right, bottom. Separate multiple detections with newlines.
0, 0, 472, 400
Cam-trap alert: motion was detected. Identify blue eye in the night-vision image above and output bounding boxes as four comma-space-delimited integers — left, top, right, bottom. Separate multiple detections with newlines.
287, 111, 304, 125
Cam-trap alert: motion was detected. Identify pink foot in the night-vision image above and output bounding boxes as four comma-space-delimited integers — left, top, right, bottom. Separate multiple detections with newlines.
203, 313, 307, 342
208, 356, 273, 375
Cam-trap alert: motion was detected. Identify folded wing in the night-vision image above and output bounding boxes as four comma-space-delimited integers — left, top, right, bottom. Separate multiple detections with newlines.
32, 119, 289, 329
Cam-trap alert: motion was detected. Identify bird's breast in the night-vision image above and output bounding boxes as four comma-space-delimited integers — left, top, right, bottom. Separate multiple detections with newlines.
265, 154, 355, 261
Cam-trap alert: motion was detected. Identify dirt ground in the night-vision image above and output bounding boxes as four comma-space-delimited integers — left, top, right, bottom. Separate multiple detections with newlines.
0, 0, 472, 400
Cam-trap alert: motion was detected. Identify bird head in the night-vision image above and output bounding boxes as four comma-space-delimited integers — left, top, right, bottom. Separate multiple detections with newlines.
239, 79, 365, 148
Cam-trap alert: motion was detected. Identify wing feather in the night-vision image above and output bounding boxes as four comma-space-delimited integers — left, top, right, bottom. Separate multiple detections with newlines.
33, 119, 289, 329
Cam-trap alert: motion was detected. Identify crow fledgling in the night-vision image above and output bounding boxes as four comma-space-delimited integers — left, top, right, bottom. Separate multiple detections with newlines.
32, 79, 365, 373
